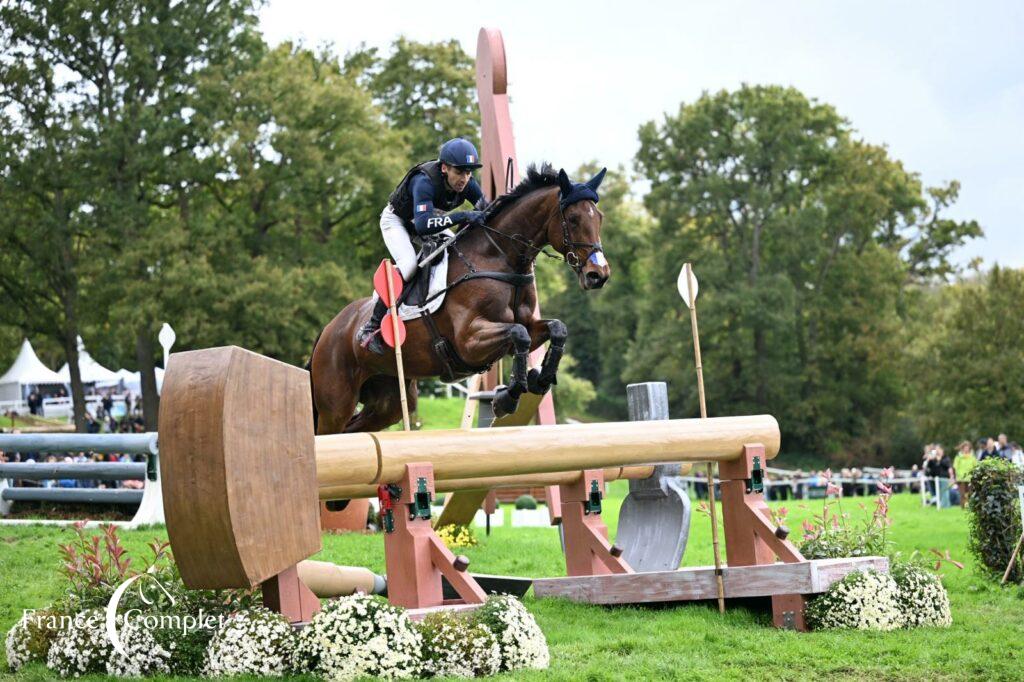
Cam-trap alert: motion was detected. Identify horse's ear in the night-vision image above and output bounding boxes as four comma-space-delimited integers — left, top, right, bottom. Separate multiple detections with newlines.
557, 168, 574, 195
586, 167, 607, 191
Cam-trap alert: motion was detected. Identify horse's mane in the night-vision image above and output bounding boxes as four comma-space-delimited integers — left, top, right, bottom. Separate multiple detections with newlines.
483, 162, 559, 222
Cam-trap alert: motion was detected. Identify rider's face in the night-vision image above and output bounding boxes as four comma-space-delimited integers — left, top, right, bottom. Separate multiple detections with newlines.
442, 164, 472, 193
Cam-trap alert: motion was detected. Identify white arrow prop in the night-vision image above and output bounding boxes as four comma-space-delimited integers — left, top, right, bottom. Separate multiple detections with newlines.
677, 263, 699, 309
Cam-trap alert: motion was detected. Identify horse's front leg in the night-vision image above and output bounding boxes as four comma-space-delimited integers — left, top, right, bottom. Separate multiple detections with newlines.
525, 319, 568, 395
463, 318, 532, 419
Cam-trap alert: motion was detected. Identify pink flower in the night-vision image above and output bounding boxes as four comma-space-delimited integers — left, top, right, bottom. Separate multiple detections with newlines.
880, 466, 895, 480
826, 482, 842, 496
802, 519, 815, 533
776, 506, 789, 520
821, 468, 833, 483
877, 482, 892, 495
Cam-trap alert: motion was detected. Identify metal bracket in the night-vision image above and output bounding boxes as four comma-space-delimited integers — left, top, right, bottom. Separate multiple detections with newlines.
583, 479, 602, 515
409, 477, 432, 521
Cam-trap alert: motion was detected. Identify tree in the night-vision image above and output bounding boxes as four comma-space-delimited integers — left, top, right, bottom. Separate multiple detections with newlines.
347, 37, 480, 163
907, 267, 1024, 446
631, 85, 980, 456
0, 0, 264, 429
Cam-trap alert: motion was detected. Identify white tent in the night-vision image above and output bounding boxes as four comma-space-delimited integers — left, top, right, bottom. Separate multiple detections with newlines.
0, 339, 65, 402
56, 336, 121, 385
115, 367, 164, 394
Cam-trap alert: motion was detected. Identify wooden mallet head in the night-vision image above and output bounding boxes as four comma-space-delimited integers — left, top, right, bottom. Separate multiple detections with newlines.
158, 346, 320, 589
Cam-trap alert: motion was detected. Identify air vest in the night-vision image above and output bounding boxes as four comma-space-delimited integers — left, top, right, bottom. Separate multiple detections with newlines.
388, 160, 468, 230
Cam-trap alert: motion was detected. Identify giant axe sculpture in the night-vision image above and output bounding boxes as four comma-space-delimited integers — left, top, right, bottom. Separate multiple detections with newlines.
159, 346, 786, 617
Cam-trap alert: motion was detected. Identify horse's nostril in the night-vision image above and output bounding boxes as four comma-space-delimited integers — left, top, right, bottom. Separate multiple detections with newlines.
585, 271, 606, 288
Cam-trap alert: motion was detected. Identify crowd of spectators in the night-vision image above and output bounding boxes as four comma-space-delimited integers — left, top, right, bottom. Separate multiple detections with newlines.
0, 396, 149, 493
920, 433, 1023, 509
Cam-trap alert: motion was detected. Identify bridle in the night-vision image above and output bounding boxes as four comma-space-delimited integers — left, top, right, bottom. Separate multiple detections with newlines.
557, 200, 603, 275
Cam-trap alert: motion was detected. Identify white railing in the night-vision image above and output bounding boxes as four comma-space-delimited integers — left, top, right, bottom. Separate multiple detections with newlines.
41, 395, 131, 420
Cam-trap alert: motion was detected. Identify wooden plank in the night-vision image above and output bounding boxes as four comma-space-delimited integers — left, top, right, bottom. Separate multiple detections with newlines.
434, 489, 489, 528
491, 390, 543, 427
810, 556, 889, 592
531, 557, 886, 605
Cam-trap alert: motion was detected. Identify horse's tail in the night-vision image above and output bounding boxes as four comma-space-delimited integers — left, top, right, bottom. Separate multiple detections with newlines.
305, 329, 324, 433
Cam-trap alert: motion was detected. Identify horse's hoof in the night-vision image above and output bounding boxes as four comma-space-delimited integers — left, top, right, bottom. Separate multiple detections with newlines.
492, 387, 519, 419
527, 368, 550, 395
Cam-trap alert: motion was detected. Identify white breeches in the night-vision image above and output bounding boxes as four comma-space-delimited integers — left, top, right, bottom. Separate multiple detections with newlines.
380, 205, 452, 281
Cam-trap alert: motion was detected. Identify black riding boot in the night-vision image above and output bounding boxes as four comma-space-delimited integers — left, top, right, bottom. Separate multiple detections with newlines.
357, 297, 389, 355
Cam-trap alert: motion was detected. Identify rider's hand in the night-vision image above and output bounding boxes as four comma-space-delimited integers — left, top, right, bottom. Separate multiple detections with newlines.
450, 210, 486, 226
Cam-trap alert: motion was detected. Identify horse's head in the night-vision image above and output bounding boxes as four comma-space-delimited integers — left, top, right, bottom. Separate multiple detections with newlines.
554, 168, 610, 290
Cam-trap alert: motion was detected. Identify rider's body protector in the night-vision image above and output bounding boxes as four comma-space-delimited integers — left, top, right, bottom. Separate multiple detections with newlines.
388, 160, 485, 236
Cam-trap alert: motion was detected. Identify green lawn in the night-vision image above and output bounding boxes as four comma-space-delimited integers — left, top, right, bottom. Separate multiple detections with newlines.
1, 489, 1021, 680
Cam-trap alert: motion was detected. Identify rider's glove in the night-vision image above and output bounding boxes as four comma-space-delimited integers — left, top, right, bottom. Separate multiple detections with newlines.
449, 210, 486, 226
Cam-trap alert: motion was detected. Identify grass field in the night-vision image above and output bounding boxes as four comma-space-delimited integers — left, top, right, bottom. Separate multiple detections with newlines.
2, 488, 1022, 681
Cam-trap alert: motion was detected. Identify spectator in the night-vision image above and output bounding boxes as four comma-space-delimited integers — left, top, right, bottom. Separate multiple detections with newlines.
978, 437, 1000, 461
924, 445, 953, 508
997, 433, 1013, 460
1011, 442, 1024, 471
26, 390, 42, 416
952, 441, 977, 508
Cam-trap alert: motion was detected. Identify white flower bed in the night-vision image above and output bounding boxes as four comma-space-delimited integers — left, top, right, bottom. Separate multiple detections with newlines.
46, 609, 112, 678
106, 621, 172, 678
807, 570, 906, 631
891, 563, 953, 628
294, 594, 422, 680
472, 595, 550, 671
204, 607, 297, 677
420, 610, 501, 678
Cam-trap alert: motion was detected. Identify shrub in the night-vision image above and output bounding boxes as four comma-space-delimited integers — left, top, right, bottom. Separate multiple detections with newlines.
4, 607, 64, 672
293, 594, 422, 680
799, 469, 893, 560
806, 570, 905, 631
515, 494, 538, 510
437, 524, 478, 549
204, 607, 297, 677
890, 561, 952, 628
418, 610, 501, 678
967, 458, 1023, 582
472, 595, 549, 671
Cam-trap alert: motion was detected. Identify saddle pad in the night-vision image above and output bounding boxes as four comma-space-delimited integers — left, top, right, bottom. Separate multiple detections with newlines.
371, 250, 449, 321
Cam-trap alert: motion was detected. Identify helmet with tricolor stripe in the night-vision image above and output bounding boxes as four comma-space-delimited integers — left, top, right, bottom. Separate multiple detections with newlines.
439, 138, 483, 170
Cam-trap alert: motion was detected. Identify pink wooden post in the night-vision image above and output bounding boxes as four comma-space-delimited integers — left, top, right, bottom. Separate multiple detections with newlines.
559, 469, 634, 576
477, 27, 558, 519
383, 463, 487, 609
719, 443, 808, 629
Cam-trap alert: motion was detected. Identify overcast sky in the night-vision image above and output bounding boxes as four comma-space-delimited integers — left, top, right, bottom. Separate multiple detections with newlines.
260, 0, 1023, 268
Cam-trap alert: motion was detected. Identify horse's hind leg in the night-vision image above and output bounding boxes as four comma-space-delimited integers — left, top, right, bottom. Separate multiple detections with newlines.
344, 374, 418, 433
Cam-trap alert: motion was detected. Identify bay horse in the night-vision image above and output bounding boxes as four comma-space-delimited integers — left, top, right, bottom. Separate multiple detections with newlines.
309, 164, 610, 435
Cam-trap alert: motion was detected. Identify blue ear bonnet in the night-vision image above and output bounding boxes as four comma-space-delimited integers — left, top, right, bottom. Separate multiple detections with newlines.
558, 167, 607, 211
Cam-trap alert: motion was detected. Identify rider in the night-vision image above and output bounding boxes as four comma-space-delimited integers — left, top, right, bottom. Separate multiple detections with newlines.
358, 137, 488, 354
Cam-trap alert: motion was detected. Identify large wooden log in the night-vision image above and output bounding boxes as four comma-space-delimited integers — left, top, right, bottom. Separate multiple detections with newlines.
316, 414, 779, 487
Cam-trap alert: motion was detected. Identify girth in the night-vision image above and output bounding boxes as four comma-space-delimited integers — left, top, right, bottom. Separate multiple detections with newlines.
419, 270, 535, 383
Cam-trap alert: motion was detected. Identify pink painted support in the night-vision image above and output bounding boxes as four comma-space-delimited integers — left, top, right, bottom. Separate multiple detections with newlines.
559, 469, 634, 576
477, 27, 559, 520
261, 564, 321, 624
383, 462, 488, 609
719, 443, 809, 629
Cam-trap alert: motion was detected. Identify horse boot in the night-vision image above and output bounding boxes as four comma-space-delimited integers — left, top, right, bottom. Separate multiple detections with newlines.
357, 297, 389, 355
